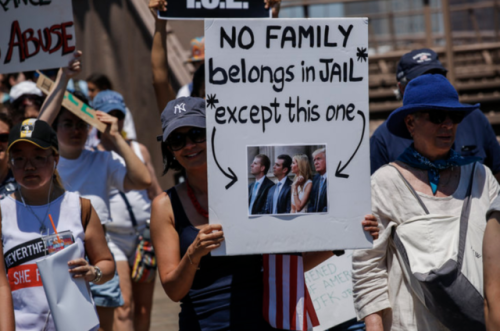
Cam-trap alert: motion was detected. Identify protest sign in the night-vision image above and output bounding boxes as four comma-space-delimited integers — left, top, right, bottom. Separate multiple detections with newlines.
0, 0, 76, 74
205, 18, 372, 256
37, 243, 99, 331
36, 73, 107, 132
305, 252, 357, 330
158, 0, 270, 20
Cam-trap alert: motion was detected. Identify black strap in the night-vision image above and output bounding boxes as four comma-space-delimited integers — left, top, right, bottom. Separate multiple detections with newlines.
119, 191, 138, 228
389, 165, 430, 214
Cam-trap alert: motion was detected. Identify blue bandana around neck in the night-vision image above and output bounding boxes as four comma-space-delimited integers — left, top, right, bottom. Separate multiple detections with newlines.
397, 144, 480, 195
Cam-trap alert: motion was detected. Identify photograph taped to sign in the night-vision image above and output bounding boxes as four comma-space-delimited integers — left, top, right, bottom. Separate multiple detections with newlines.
158, 0, 270, 20
0, 0, 76, 74
248, 144, 327, 216
206, 18, 372, 256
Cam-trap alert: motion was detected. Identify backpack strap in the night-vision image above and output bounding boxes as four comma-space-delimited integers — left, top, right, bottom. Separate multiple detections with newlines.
388, 164, 430, 215
80, 197, 92, 232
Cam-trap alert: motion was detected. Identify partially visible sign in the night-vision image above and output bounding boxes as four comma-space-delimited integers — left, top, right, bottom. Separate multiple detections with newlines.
0, 0, 76, 74
158, 0, 270, 20
305, 252, 357, 330
36, 73, 107, 133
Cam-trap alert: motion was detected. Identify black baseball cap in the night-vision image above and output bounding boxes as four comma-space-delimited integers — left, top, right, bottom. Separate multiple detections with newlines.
396, 48, 447, 83
160, 97, 206, 142
8, 119, 58, 153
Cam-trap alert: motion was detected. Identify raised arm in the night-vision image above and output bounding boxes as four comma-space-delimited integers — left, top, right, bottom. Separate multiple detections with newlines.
38, 51, 82, 125
138, 143, 163, 199
96, 111, 152, 191
0, 220, 15, 331
69, 205, 115, 284
149, 0, 176, 114
265, 0, 281, 18
484, 211, 500, 330
151, 192, 224, 302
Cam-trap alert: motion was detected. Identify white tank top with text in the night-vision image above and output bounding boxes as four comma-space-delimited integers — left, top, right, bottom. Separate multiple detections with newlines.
1, 192, 85, 331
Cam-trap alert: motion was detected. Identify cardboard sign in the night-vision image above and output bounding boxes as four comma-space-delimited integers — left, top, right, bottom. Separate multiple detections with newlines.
204, 18, 372, 256
158, 0, 270, 20
36, 73, 107, 132
306, 253, 357, 330
0, 0, 76, 74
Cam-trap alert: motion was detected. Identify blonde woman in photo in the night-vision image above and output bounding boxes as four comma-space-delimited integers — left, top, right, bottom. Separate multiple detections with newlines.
290, 154, 313, 213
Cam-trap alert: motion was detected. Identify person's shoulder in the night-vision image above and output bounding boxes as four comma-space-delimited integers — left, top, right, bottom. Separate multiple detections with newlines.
371, 121, 390, 140
371, 163, 400, 183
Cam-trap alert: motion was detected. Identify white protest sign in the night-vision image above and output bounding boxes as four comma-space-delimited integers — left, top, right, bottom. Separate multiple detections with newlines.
0, 0, 76, 74
205, 18, 372, 255
306, 252, 357, 330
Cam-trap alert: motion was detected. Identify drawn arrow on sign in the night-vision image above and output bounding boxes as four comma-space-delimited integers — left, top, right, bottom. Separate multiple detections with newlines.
211, 127, 238, 189
335, 110, 366, 179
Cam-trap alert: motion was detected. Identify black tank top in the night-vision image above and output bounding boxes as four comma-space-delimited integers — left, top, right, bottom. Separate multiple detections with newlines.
167, 187, 278, 331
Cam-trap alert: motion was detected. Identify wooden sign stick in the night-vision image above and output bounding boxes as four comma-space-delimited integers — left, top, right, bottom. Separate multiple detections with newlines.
36, 72, 107, 132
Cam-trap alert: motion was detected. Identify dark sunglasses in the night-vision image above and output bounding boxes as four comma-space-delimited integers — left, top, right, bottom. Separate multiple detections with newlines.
166, 128, 206, 151
0, 133, 9, 143
419, 110, 466, 125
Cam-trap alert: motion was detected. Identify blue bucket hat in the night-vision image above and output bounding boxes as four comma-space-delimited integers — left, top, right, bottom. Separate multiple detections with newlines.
387, 74, 479, 139
91, 90, 127, 116
160, 97, 206, 142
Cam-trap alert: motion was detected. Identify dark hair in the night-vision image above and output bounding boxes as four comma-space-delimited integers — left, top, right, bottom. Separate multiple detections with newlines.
161, 140, 182, 175
0, 112, 13, 129
9, 94, 45, 125
52, 91, 90, 131
255, 154, 271, 174
277, 154, 292, 175
191, 63, 205, 98
86, 73, 113, 91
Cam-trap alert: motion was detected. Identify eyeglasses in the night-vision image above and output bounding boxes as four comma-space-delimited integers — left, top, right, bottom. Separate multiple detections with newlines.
0, 133, 9, 143
419, 111, 466, 125
58, 121, 90, 131
10, 155, 53, 169
166, 128, 206, 151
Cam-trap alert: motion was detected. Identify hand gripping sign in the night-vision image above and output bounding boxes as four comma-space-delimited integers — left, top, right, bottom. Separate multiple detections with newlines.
205, 18, 372, 256
36, 73, 107, 132
0, 0, 76, 74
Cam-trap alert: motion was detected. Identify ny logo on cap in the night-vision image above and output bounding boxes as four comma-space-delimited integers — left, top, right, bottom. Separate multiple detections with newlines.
412, 52, 432, 63
174, 103, 186, 114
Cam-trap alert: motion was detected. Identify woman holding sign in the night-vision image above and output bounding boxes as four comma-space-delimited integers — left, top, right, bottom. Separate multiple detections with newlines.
1, 119, 115, 330
150, 96, 379, 331
352, 75, 500, 331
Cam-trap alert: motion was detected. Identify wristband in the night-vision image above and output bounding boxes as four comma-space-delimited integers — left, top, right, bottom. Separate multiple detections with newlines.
92, 266, 102, 283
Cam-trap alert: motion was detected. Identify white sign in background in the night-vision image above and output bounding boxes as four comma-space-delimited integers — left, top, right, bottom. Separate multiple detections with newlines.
205, 18, 372, 255
306, 253, 357, 330
0, 0, 76, 74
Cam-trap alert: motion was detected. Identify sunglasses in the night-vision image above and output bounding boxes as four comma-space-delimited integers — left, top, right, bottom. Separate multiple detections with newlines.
419, 110, 466, 125
0, 133, 8, 143
166, 128, 206, 151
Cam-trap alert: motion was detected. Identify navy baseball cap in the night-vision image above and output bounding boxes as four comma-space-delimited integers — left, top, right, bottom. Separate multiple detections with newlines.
396, 49, 447, 83
160, 97, 206, 142
91, 90, 126, 116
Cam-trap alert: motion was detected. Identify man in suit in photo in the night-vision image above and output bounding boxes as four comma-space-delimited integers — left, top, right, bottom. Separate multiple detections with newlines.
263, 155, 293, 214
308, 148, 328, 213
248, 154, 274, 215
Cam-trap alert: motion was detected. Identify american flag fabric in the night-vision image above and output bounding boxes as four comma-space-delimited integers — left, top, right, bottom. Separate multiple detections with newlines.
263, 254, 320, 330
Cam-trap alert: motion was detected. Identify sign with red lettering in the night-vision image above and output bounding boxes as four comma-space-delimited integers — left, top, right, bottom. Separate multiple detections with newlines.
0, 0, 76, 74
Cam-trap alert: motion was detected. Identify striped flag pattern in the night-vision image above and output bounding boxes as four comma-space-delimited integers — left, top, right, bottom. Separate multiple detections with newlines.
263, 254, 320, 330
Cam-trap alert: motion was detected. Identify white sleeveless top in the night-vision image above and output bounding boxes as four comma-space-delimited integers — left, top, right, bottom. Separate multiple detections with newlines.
292, 179, 312, 213
1, 192, 85, 331
107, 141, 151, 232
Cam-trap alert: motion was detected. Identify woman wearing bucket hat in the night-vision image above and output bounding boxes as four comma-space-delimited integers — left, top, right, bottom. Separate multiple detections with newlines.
352, 74, 500, 331
0, 119, 115, 330
150, 96, 379, 331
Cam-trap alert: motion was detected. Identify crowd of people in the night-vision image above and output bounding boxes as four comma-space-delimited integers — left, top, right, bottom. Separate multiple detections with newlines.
1, 0, 500, 330
248, 149, 328, 215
